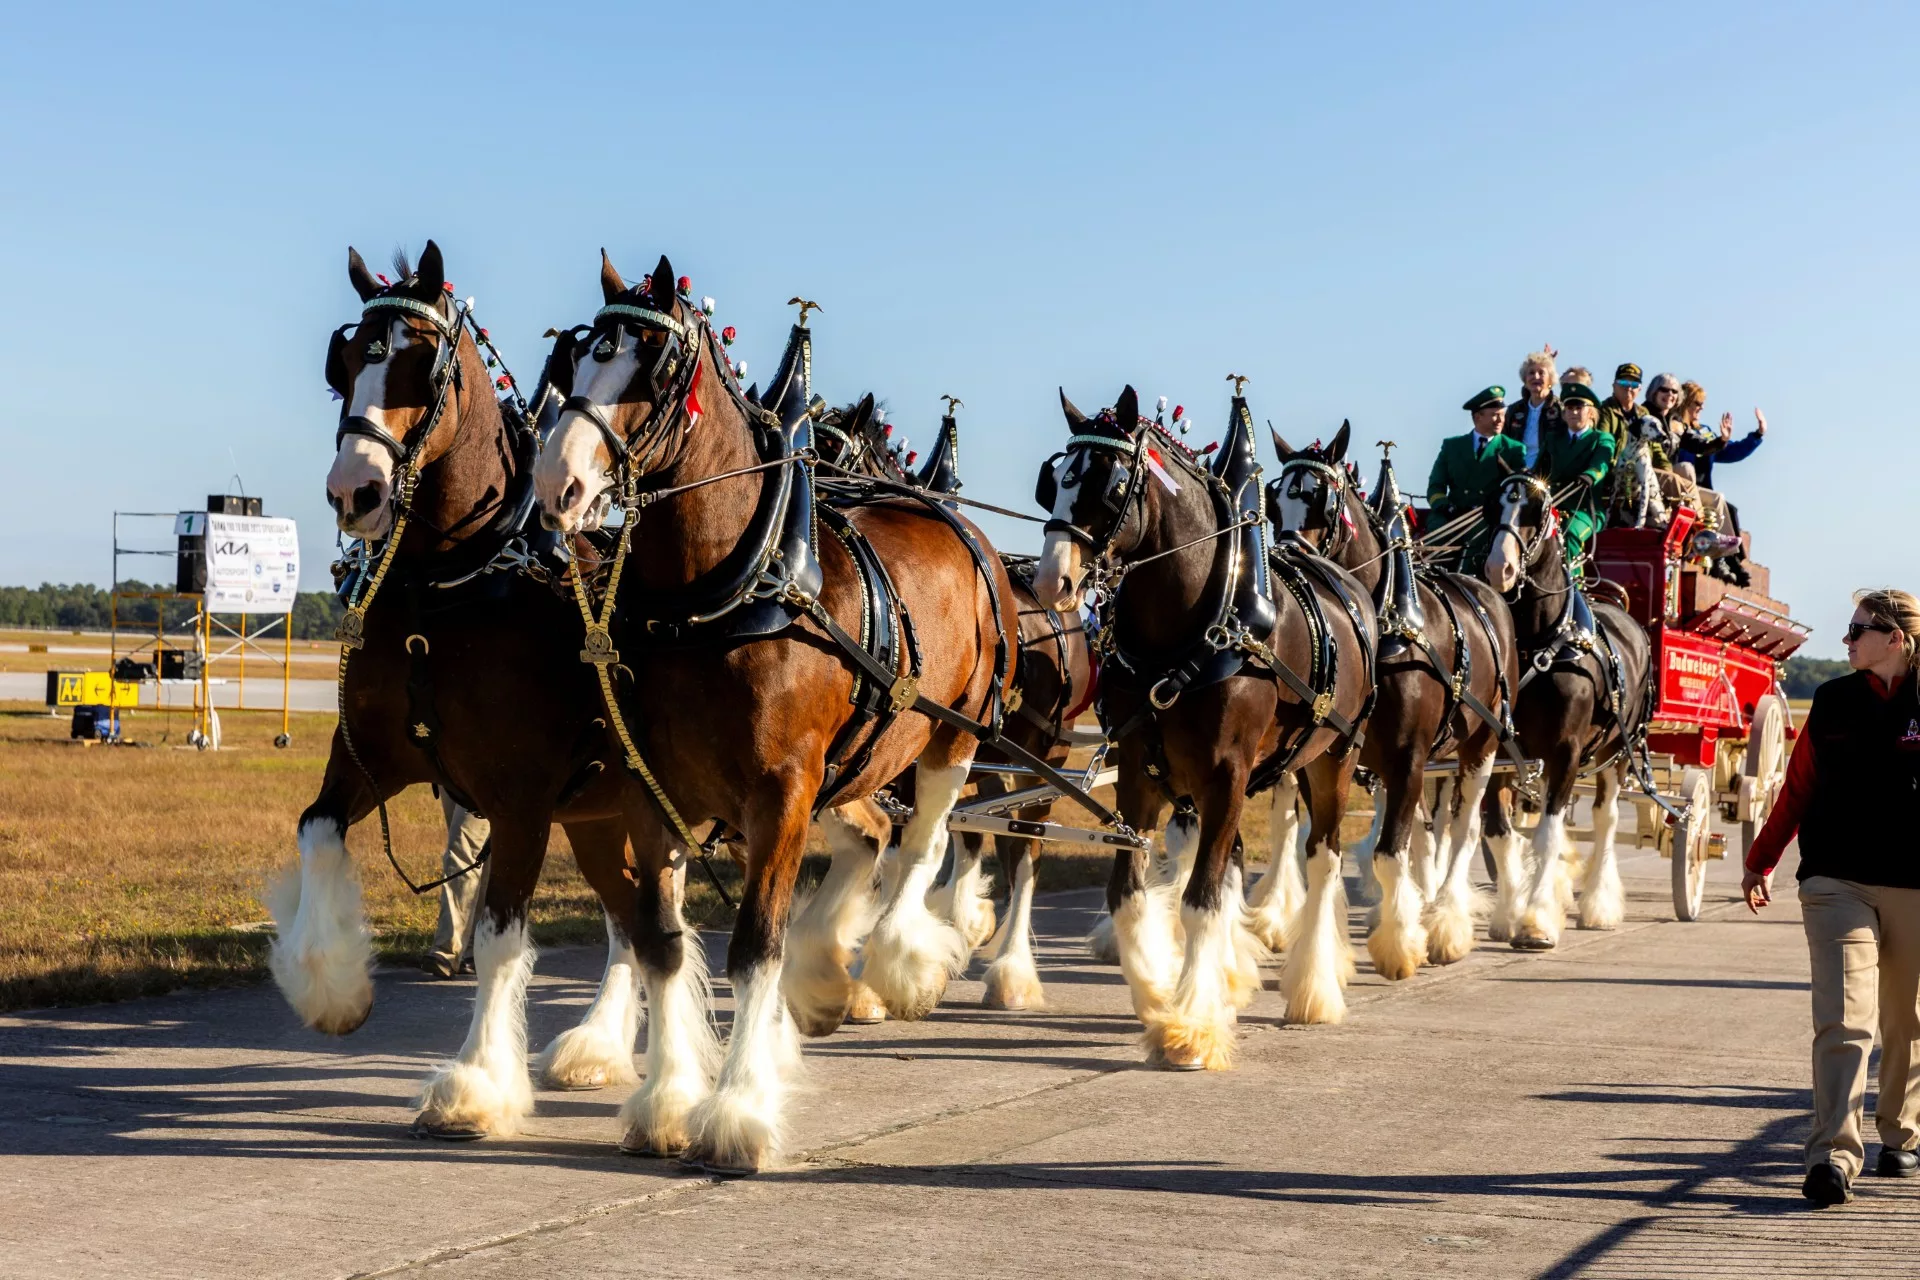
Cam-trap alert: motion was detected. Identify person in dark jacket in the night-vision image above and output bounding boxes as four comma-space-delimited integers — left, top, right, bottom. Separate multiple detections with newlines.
1745, 588, 1920, 1205
1502, 348, 1563, 469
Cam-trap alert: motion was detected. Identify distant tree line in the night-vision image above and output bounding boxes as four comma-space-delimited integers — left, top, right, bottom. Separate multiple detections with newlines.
0, 582, 344, 640
1781, 656, 1851, 698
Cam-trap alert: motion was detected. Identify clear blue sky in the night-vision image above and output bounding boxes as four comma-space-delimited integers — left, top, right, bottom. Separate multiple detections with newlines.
1, 1, 1912, 656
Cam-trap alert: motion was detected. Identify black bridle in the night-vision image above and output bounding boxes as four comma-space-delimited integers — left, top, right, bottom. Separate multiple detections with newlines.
327, 291, 467, 492
1268, 455, 1357, 558
1034, 418, 1154, 564
556, 293, 712, 503
1488, 473, 1563, 600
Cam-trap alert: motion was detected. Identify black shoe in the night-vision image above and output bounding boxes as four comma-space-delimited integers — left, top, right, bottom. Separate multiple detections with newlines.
1803, 1162, 1852, 1205
1876, 1147, 1920, 1178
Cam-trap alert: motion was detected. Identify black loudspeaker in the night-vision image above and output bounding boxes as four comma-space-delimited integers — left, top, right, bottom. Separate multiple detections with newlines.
176, 534, 206, 591
207, 494, 263, 516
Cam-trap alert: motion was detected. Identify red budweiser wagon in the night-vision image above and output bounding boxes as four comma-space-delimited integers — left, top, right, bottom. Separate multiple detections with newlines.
1591, 509, 1809, 919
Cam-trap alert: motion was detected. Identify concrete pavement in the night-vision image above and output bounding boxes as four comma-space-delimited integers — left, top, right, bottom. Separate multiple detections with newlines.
2, 840, 1915, 1279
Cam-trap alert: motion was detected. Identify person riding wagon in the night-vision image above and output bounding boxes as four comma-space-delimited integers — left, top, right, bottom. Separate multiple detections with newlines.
1427, 385, 1525, 566
1538, 381, 1616, 584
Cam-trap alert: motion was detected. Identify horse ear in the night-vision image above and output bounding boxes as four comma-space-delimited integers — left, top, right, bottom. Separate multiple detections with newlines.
650, 254, 678, 309
413, 240, 445, 300
1115, 385, 1140, 429
1270, 427, 1297, 460
599, 249, 626, 303
1059, 388, 1088, 428
849, 393, 876, 433
1328, 420, 1351, 462
347, 248, 380, 301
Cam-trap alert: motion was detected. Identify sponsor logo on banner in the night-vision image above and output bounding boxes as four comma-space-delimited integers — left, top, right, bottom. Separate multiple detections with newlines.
191, 513, 301, 615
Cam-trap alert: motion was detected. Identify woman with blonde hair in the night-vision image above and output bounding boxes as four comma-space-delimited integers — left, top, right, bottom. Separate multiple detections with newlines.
1502, 346, 1563, 469
1745, 588, 1920, 1204
1670, 380, 1757, 586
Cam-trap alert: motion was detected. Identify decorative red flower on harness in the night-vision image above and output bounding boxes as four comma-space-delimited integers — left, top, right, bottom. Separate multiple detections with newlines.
721, 325, 737, 346
676, 275, 692, 296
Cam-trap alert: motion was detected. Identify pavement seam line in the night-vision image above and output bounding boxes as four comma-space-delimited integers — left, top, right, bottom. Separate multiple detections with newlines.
339, 1175, 723, 1279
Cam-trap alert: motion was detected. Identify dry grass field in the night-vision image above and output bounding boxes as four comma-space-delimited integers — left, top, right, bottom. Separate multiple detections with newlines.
0, 690, 1377, 1015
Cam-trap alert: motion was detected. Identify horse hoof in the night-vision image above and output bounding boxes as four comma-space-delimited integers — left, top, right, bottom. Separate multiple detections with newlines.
410, 1118, 487, 1142
619, 1140, 681, 1159
1510, 933, 1556, 952
679, 1153, 758, 1179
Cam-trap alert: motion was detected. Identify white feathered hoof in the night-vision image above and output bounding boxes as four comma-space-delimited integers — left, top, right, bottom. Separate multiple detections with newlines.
1510, 905, 1562, 952
861, 907, 970, 1021
1424, 898, 1477, 966
1366, 920, 1428, 982
957, 898, 997, 950
780, 953, 854, 1038
982, 955, 1046, 1011
1245, 902, 1292, 954
1224, 918, 1270, 1010
1086, 913, 1121, 964
683, 1091, 779, 1177
535, 1023, 639, 1091
1577, 865, 1626, 931
1144, 1007, 1237, 1071
413, 1060, 533, 1140
844, 980, 888, 1025
265, 865, 374, 1036
617, 1077, 703, 1158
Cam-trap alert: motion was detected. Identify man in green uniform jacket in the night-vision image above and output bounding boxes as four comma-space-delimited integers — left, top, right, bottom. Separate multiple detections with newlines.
1541, 381, 1617, 582
1429, 385, 1526, 524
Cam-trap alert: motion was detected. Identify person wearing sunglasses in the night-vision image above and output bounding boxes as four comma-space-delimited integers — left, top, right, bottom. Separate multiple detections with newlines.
1744, 588, 1920, 1205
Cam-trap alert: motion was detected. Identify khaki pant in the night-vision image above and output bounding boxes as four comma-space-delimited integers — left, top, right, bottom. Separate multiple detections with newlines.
431, 791, 492, 967
1799, 875, 1920, 1177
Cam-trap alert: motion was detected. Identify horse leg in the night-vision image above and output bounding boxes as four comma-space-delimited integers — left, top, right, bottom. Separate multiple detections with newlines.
1106, 771, 1176, 1022
1513, 752, 1578, 950
413, 812, 546, 1138
535, 818, 642, 1090
1427, 753, 1494, 964
1246, 771, 1307, 952
617, 829, 721, 1157
1366, 749, 1430, 982
861, 753, 975, 1020
1147, 771, 1256, 1072
1578, 763, 1627, 930
1281, 755, 1358, 1025
982, 832, 1045, 1011
929, 829, 997, 951
1484, 782, 1526, 943
1415, 775, 1454, 902
685, 783, 813, 1175
267, 765, 375, 1036
782, 800, 885, 1036
1352, 793, 1386, 907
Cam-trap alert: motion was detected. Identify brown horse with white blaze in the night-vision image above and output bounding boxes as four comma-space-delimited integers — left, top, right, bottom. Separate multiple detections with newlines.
532, 253, 1019, 1173
1032, 387, 1378, 1063
274, 241, 684, 1141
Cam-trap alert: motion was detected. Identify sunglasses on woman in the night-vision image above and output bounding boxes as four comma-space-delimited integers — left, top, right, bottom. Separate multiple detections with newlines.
1845, 621, 1895, 643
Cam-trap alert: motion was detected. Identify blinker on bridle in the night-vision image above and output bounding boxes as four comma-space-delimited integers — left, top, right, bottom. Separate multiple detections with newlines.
1270, 456, 1352, 554
559, 297, 701, 501
1035, 421, 1151, 561
328, 291, 465, 477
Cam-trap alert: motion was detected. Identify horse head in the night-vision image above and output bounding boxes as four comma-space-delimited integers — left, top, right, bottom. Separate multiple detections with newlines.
1265, 420, 1354, 554
1484, 471, 1557, 595
1032, 385, 1151, 612
533, 250, 701, 533
324, 240, 469, 540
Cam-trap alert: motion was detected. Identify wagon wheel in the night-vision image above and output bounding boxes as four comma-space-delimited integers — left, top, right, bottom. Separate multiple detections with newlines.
1738, 695, 1788, 857
1670, 766, 1714, 921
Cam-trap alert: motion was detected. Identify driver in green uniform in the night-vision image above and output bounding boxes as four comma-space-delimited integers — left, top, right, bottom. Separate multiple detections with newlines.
1540, 381, 1618, 583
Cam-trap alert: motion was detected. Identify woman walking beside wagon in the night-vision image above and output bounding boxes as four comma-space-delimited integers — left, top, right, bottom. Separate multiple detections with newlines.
1743, 588, 1920, 1205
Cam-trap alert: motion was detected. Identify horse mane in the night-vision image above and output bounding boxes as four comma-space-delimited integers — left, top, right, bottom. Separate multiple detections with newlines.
390, 248, 414, 281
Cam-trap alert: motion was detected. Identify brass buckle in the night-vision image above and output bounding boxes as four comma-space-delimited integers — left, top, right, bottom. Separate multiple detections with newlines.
1311, 690, 1335, 721
580, 624, 619, 666
337, 609, 367, 650
888, 675, 919, 713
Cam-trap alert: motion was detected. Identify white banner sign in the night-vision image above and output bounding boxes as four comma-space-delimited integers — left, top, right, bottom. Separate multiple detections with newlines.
184, 513, 301, 614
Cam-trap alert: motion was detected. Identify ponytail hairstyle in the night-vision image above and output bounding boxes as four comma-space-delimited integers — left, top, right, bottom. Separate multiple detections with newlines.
1853, 588, 1920, 671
